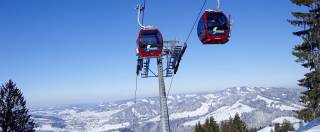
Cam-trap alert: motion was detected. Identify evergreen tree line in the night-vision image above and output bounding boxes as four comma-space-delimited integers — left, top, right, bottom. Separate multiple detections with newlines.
273, 120, 294, 132
194, 113, 253, 132
194, 113, 296, 132
0, 80, 34, 132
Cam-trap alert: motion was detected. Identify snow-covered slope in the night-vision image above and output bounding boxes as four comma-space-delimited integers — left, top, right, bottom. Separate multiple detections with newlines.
296, 118, 320, 132
31, 86, 303, 132
258, 118, 320, 132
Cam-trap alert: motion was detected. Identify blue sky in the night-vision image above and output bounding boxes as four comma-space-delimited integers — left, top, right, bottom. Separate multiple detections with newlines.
0, 0, 306, 107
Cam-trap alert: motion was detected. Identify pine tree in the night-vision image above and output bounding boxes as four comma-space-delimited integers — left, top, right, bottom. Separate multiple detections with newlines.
233, 113, 242, 131
289, 0, 320, 121
209, 116, 220, 132
0, 80, 35, 132
274, 123, 280, 132
195, 122, 204, 132
195, 122, 199, 132
280, 120, 294, 132
220, 120, 232, 132
232, 113, 248, 132
203, 118, 210, 132
274, 120, 294, 132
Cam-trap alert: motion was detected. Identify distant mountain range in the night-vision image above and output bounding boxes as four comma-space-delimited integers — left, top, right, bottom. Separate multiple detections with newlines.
31, 86, 305, 132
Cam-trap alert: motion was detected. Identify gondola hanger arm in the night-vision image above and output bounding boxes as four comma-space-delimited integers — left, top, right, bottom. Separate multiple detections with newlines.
216, 0, 220, 10
136, 4, 153, 29
208, 0, 220, 11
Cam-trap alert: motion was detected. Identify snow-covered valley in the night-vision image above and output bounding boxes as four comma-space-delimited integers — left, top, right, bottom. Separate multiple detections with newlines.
31, 86, 306, 132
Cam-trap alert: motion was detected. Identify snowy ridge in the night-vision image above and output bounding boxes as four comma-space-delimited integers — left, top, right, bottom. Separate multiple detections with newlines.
183, 101, 255, 126
254, 95, 300, 111
171, 102, 210, 119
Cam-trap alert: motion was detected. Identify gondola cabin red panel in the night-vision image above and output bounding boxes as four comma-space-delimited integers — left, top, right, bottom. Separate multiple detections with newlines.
197, 10, 230, 44
137, 28, 163, 57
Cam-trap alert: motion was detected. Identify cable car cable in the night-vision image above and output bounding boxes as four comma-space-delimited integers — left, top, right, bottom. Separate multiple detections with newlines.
163, 0, 209, 124
184, 0, 207, 43
166, 75, 175, 97
166, 0, 209, 110
165, 0, 208, 119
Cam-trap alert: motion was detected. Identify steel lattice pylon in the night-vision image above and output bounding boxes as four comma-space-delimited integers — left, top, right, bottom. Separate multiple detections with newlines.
136, 40, 186, 132
157, 57, 170, 132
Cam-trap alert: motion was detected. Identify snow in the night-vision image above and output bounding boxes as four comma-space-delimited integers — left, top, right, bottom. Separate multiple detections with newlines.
273, 97, 280, 100
236, 87, 241, 91
171, 102, 210, 119
33, 87, 305, 131
168, 96, 174, 100
258, 117, 302, 132
203, 94, 218, 99
132, 108, 142, 118
183, 101, 255, 126
257, 126, 273, 132
91, 122, 130, 131
296, 118, 320, 132
126, 101, 134, 106
292, 104, 305, 109
118, 101, 134, 107
272, 116, 301, 124
246, 87, 255, 92
256, 95, 279, 104
151, 109, 158, 114
225, 91, 232, 96
141, 99, 149, 103
57, 109, 122, 131
255, 95, 300, 111
149, 99, 155, 105
305, 125, 320, 132
145, 115, 160, 122
185, 94, 196, 97
31, 110, 55, 115
35, 124, 66, 131
210, 101, 255, 121
278, 105, 299, 111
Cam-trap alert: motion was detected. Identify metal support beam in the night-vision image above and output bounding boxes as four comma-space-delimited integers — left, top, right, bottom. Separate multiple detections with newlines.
157, 57, 170, 132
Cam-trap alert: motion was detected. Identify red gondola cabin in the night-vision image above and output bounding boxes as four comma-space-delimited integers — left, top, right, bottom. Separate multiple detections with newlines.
197, 10, 230, 44
137, 28, 163, 57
